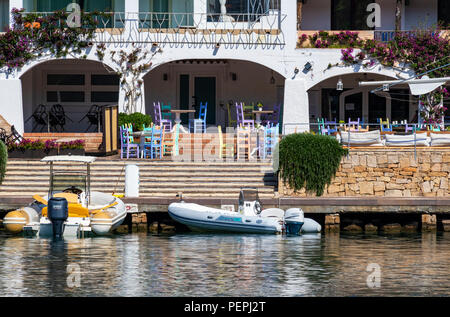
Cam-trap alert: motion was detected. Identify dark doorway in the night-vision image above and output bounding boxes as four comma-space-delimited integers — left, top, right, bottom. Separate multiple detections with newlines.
344, 93, 363, 122
369, 92, 387, 123
194, 77, 216, 125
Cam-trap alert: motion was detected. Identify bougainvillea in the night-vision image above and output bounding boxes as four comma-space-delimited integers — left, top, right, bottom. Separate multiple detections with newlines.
0, 8, 105, 72
300, 28, 450, 125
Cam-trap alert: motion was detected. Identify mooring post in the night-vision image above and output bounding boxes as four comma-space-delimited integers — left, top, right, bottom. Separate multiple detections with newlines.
421, 213, 437, 232
325, 213, 340, 233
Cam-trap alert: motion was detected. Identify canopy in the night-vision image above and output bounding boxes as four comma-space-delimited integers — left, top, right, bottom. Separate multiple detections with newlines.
41, 156, 97, 164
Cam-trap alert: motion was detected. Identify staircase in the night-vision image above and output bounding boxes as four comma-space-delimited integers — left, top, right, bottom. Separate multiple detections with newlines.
0, 159, 277, 198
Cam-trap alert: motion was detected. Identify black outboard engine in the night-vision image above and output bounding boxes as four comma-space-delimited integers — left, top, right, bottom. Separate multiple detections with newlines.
48, 197, 68, 239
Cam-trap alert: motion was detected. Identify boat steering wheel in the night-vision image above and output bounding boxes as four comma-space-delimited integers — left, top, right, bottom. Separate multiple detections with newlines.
63, 186, 83, 195
254, 201, 262, 215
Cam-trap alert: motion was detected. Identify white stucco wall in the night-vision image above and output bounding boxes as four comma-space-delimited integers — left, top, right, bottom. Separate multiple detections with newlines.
0, 79, 24, 134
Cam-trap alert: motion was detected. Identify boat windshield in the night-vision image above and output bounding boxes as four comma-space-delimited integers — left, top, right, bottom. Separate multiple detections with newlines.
50, 172, 87, 197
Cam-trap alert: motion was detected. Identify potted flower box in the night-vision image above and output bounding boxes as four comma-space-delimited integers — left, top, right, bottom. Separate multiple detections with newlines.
7, 139, 58, 159
58, 139, 86, 156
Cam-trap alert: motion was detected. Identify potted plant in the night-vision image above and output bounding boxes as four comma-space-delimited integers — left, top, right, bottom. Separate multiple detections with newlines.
7, 139, 58, 158
58, 139, 85, 156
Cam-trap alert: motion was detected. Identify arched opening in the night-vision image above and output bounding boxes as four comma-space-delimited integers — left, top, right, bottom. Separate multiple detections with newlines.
142, 59, 285, 128
307, 73, 415, 129
21, 59, 120, 133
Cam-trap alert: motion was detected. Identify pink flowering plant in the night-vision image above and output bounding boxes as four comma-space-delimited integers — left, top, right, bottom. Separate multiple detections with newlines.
59, 139, 85, 150
0, 8, 107, 72
7, 138, 57, 151
301, 27, 449, 124
419, 87, 449, 126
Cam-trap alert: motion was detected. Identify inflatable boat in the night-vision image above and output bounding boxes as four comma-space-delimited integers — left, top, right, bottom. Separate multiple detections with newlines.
168, 189, 321, 235
3, 156, 127, 238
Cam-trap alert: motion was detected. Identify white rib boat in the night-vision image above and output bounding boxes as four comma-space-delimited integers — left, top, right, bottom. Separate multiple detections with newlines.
3, 156, 127, 238
168, 189, 321, 235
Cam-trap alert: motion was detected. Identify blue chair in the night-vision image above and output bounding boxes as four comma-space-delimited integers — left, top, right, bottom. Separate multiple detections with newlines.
262, 124, 279, 159
325, 118, 338, 135
189, 102, 207, 133
151, 126, 163, 159
141, 125, 153, 159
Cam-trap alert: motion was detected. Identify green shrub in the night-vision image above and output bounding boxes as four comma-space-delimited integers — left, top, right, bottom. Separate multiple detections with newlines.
118, 112, 152, 131
0, 141, 7, 185
278, 133, 348, 196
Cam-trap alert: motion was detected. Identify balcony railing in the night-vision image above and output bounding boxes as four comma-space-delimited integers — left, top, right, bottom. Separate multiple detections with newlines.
20, 11, 286, 46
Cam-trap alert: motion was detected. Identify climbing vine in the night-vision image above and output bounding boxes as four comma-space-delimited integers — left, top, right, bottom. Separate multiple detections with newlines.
278, 133, 348, 196
96, 45, 162, 114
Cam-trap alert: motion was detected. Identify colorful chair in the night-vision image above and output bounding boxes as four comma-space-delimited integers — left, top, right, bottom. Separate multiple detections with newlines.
151, 126, 163, 159
189, 102, 207, 133
317, 118, 326, 135
153, 102, 172, 133
218, 125, 234, 159
243, 103, 255, 120
262, 124, 279, 159
236, 126, 252, 160
325, 119, 338, 135
347, 118, 360, 132
236, 102, 254, 130
379, 118, 392, 132
226, 103, 237, 127
163, 123, 179, 156
120, 126, 140, 159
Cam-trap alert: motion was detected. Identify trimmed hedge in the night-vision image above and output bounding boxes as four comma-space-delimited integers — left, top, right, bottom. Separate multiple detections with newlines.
0, 140, 7, 184
118, 112, 152, 131
278, 133, 348, 196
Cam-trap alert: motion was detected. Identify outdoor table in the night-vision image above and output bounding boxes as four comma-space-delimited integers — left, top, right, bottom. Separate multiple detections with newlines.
252, 110, 273, 126
170, 109, 195, 133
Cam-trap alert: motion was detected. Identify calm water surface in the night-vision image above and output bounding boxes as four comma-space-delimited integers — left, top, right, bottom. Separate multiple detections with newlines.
0, 231, 449, 296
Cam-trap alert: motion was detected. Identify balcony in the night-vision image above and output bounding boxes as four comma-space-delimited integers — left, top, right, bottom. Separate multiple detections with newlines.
20, 11, 286, 46
297, 29, 450, 48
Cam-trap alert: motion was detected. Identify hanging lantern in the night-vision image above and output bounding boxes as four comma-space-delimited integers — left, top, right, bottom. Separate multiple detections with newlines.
337, 78, 343, 91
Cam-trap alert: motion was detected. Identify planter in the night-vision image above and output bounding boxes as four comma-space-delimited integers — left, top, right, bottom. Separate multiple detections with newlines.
58, 148, 85, 156
8, 149, 58, 159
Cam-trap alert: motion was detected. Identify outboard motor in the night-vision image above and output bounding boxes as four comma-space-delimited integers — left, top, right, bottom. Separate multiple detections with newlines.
284, 208, 305, 235
48, 197, 68, 239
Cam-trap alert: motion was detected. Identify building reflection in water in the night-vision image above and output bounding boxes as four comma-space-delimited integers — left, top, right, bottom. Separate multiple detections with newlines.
1, 231, 450, 296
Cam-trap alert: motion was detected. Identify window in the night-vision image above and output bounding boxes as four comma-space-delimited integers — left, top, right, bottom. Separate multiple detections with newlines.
331, 0, 373, 30
438, 0, 450, 27
24, 0, 118, 12
91, 91, 119, 102
60, 91, 85, 102
207, 0, 276, 21
0, 0, 9, 31
47, 74, 85, 86
45, 72, 119, 104
46, 91, 58, 102
91, 74, 120, 86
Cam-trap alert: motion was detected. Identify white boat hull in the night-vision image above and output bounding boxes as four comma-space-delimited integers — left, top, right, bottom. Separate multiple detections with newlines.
5, 192, 127, 238
168, 202, 283, 234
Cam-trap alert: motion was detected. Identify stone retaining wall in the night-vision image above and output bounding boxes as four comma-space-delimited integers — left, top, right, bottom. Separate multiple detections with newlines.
279, 148, 450, 197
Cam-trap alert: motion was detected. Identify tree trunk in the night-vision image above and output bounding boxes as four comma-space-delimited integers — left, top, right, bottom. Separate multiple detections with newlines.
297, 0, 303, 30
395, 0, 403, 32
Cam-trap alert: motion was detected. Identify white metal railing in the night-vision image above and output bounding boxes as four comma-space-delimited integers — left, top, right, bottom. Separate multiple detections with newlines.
20, 11, 286, 46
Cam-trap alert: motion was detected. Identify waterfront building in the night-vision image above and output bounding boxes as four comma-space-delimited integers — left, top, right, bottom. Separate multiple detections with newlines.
0, 0, 448, 135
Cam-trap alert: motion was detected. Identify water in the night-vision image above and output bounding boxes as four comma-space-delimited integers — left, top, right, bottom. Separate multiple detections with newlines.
0, 231, 449, 296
